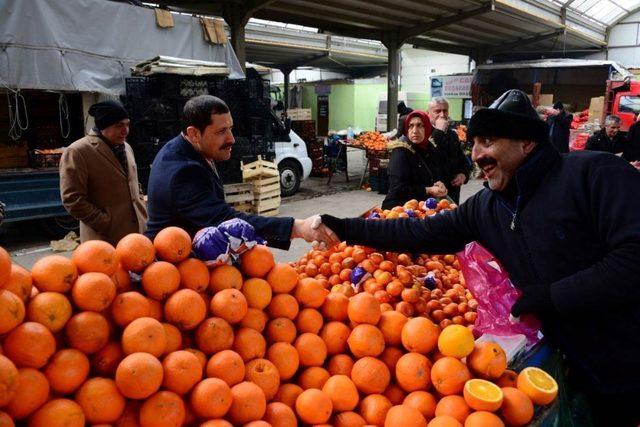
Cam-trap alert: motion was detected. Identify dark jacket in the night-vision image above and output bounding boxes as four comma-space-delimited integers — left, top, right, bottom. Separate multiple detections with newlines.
546, 111, 573, 153
623, 121, 640, 162
145, 134, 294, 249
382, 140, 439, 210
585, 129, 625, 154
337, 144, 640, 394
430, 128, 471, 203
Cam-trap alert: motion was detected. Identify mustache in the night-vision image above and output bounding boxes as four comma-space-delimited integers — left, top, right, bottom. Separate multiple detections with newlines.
221, 143, 234, 149
476, 157, 497, 169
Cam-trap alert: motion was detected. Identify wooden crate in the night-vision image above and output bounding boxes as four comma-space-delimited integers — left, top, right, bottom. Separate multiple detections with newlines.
223, 183, 254, 213
247, 175, 281, 216
288, 108, 312, 121
241, 156, 279, 181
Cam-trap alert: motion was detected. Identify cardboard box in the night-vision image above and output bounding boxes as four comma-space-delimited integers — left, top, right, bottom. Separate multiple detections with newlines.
526, 93, 554, 107
588, 96, 605, 123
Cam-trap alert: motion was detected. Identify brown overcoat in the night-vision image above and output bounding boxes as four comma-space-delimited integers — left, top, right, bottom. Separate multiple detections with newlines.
59, 129, 147, 245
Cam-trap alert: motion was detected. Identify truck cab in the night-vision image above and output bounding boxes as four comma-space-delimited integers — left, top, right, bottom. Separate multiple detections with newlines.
609, 79, 640, 132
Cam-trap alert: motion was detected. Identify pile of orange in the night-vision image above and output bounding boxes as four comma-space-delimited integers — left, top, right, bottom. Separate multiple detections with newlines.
0, 228, 557, 426
353, 131, 388, 151
368, 198, 456, 220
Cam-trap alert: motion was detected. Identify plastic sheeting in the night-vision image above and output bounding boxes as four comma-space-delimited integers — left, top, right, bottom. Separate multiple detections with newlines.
0, 0, 244, 95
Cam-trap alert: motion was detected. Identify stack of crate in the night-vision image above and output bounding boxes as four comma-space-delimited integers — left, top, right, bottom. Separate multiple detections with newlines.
223, 183, 254, 214
242, 156, 281, 217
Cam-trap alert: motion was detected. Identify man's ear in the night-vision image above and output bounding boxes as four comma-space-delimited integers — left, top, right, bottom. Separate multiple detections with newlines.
185, 126, 200, 141
522, 140, 537, 155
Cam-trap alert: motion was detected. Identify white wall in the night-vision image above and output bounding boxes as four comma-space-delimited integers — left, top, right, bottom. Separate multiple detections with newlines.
266, 68, 351, 84
400, 46, 471, 94
584, 10, 640, 66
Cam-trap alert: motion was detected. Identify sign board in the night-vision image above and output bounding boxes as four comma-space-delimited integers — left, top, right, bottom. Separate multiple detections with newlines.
430, 74, 473, 98
315, 85, 331, 95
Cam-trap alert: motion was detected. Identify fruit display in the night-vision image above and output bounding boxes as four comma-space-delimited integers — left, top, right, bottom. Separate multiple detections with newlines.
366, 197, 456, 220
352, 131, 388, 151
0, 228, 558, 426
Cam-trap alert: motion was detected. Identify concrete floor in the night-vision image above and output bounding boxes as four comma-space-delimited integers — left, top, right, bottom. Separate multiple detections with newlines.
2, 146, 484, 269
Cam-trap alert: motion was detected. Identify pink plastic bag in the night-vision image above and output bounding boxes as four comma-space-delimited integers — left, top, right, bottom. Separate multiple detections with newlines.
456, 242, 541, 344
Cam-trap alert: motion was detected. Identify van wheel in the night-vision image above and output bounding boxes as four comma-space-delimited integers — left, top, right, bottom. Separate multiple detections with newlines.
278, 160, 301, 197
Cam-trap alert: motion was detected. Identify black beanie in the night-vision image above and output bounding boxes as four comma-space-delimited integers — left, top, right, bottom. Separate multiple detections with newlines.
467, 89, 549, 145
88, 100, 129, 130
553, 101, 564, 110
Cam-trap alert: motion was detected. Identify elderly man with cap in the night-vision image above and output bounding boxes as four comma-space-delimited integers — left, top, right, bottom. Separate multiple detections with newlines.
546, 101, 573, 153
60, 99, 147, 245
320, 89, 640, 426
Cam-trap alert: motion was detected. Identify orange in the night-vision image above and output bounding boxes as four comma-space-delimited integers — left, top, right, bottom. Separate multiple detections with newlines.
347, 324, 385, 358
26, 291, 72, 332
496, 369, 518, 388
321, 292, 349, 321
241, 278, 273, 309
233, 327, 267, 362
4, 367, 49, 420
327, 353, 354, 376
274, 383, 303, 408
30, 255, 78, 293
4, 264, 32, 302
403, 391, 437, 420
351, 356, 391, 395
240, 307, 269, 332
71, 240, 117, 275
209, 265, 243, 292
463, 378, 504, 412
295, 332, 327, 366
44, 349, 90, 394
320, 321, 351, 355
395, 352, 432, 392
65, 311, 110, 354
115, 233, 155, 272
267, 293, 299, 320
111, 291, 151, 327
427, 415, 463, 427
115, 352, 163, 399
91, 341, 124, 377
263, 402, 297, 427
141, 261, 181, 301
430, 357, 471, 396
0, 289, 25, 335
190, 378, 232, 419
75, 377, 126, 424
516, 366, 558, 405
434, 395, 471, 423
295, 308, 324, 334
0, 355, 19, 406
378, 310, 408, 346
466, 342, 507, 379
401, 317, 439, 354
162, 323, 182, 354
463, 411, 505, 427
322, 374, 359, 411
210, 288, 248, 324
266, 263, 298, 293
71, 272, 116, 312
266, 317, 297, 344
295, 388, 333, 424
437, 325, 475, 359
294, 277, 327, 308
0, 247, 11, 285
3, 322, 55, 368
384, 405, 428, 427
153, 226, 191, 263
177, 258, 209, 292
359, 394, 393, 426
227, 381, 266, 424
240, 245, 275, 278
195, 317, 234, 355
111, 263, 132, 292
163, 289, 207, 330
347, 292, 381, 324
121, 317, 167, 357
245, 358, 280, 400
139, 390, 185, 427
334, 411, 367, 427
298, 366, 330, 390
28, 399, 85, 427
383, 382, 406, 405
500, 386, 534, 426
205, 349, 245, 386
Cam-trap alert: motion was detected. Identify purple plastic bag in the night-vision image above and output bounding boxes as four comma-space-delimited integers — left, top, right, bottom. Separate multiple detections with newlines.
192, 226, 231, 267
456, 242, 541, 345
217, 218, 266, 255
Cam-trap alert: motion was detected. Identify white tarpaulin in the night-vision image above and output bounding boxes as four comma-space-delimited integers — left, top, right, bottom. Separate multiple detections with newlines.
0, 0, 245, 95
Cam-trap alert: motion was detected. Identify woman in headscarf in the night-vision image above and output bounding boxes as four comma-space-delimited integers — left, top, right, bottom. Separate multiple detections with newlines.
381, 110, 447, 209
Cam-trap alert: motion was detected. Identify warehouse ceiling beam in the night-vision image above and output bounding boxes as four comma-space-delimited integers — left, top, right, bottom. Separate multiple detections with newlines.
398, 2, 494, 41
410, 38, 475, 56
224, 0, 279, 73
487, 28, 565, 54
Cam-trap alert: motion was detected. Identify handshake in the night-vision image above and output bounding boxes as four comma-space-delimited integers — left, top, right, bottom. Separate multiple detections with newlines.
291, 215, 341, 249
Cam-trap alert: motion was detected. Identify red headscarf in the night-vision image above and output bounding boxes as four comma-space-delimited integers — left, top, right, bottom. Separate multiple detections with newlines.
404, 110, 433, 151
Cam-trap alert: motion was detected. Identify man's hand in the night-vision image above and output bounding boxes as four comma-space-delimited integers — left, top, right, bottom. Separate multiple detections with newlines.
434, 117, 449, 132
426, 181, 448, 198
631, 160, 640, 170
511, 284, 553, 318
450, 173, 466, 187
291, 215, 340, 249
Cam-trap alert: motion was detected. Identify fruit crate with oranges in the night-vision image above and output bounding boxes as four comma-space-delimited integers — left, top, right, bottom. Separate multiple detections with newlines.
223, 183, 254, 214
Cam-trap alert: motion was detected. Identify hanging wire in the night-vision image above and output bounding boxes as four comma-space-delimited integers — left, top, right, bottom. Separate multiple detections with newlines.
58, 93, 71, 139
5, 89, 29, 141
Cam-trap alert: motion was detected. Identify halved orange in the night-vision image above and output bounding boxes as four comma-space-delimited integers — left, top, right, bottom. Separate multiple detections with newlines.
516, 367, 558, 405
463, 379, 504, 412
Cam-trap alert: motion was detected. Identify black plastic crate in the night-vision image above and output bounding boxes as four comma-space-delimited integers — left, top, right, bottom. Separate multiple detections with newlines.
131, 140, 165, 168
138, 165, 151, 194
231, 137, 275, 158
223, 79, 249, 99
129, 121, 159, 144
125, 98, 181, 122
145, 75, 209, 99
248, 79, 270, 99
207, 78, 227, 97
126, 77, 154, 98
248, 98, 272, 117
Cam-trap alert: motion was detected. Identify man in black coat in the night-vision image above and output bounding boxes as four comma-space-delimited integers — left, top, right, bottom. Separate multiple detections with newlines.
585, 114, 626, 154
321, 90, 640, 426
623, 113, 640, 167
427, 97, 471, 204
546, 101, 573, 153
145, 95, 336, 248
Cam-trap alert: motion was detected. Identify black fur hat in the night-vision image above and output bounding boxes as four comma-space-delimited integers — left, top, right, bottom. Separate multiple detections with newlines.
467, 90, 549, 144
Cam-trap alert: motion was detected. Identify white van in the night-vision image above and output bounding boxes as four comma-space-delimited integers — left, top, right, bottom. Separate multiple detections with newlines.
275, 130, 312, 197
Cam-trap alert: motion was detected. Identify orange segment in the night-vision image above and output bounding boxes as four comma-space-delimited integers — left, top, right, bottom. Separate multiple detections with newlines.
463, 379, 504, 412
516, 367, 558, 405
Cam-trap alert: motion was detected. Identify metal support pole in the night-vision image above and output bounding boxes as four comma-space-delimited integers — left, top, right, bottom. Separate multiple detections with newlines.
383, 32, 401, 132
282, 68, 291, 112
224, 6, 249, 74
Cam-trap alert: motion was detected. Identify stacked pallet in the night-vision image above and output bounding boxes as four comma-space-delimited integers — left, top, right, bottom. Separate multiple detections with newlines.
223, 183, 254, 214
242, 156, 281, 217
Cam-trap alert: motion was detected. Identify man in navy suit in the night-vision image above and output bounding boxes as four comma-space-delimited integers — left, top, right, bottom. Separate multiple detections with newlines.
146, 95, 335, 249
